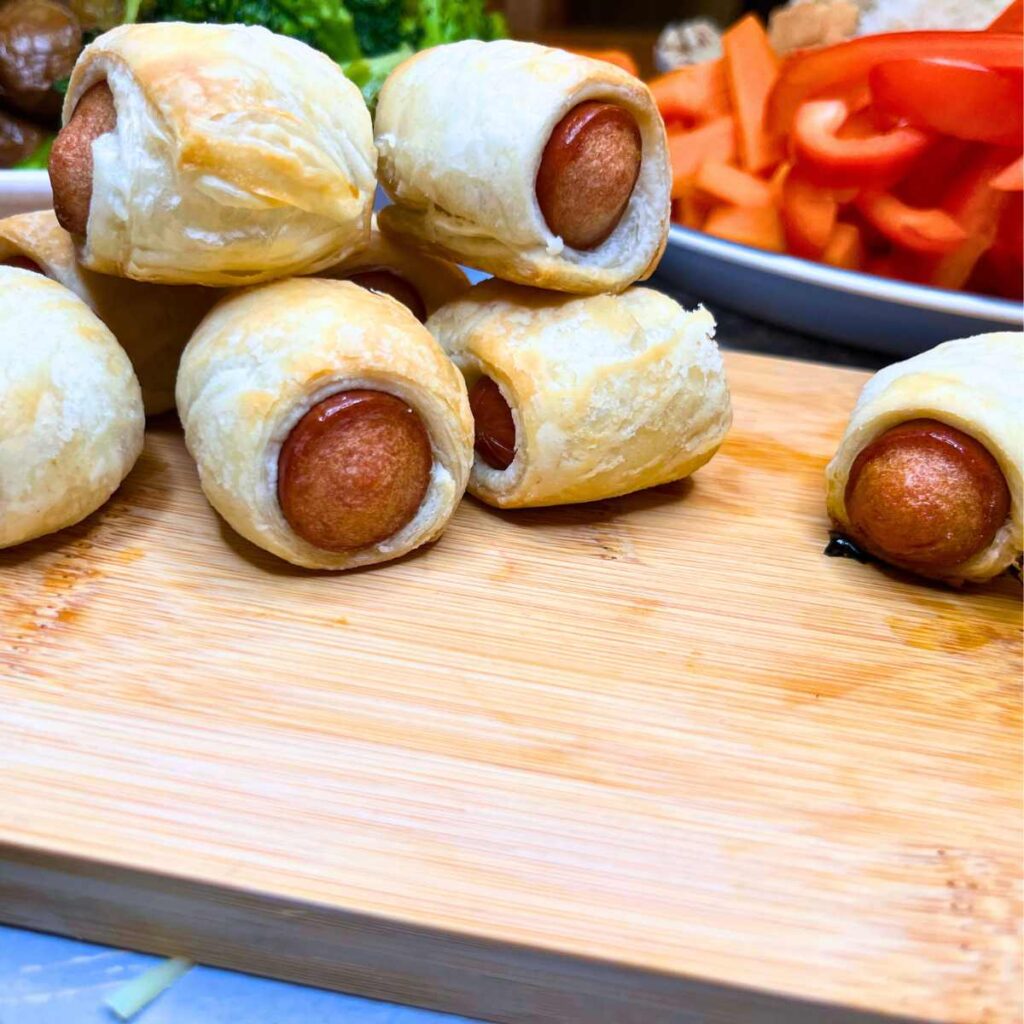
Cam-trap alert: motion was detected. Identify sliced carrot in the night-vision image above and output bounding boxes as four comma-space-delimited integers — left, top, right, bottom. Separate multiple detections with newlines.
667, 116, 737, 197
991, 154, 1023, 191
649, 60, 729, 127
781, 168, 839, 257
568, 48, 639, 77
822, 222, 865, 270
695, 161, 773, 207
704, 204, 785, 251
674, 184, 716, 229
768, 161, 791, 202
989, 0, 1023, 31
722, 14, 782, 174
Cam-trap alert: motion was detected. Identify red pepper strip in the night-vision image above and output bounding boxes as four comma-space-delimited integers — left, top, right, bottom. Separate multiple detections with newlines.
989, 0, 1023, 31
780, 166, 839, 257
870, 60, 1023, 146
792, 98, 931, 189
991, 154, 1024, 190
901, 148, 1012, 287
856, 191, 968, 254
767, 33, 1024, 137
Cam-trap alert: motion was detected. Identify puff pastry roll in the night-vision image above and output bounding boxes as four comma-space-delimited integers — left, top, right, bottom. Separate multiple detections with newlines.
48, 22, 377, 285
427, 280, 731, 508
375, 40, 671, 294
177, 278, 474, 570
826, 333, 1023, 583
0, 210, 216, 414
315, 216, 469, 321
0, 268, 144, 550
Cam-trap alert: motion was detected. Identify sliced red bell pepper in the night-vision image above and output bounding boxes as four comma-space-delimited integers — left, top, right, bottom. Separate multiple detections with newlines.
991, 154, 1024, 190
855, 191, 968, 254
767, 32, 1024, 137
989, 0, 1023, 31
870, 60, 1023, 146
897, 137, 977, 206
901, 147, 1012, 288
791, 98, 931, 188
780, 167, 839, 257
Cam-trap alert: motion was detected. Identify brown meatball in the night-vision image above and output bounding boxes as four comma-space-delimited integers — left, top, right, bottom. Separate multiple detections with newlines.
845, 419, 1011, 573
0, 0, 81, 122
278, 390, 433, 552
0, 103, 44, 166
535, 101, 642, 251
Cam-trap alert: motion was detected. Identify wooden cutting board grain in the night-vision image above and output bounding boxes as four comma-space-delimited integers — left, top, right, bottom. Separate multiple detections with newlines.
1, 351, 1020, 1024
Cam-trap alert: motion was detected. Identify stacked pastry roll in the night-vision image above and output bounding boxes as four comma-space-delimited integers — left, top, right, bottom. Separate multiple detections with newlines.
4, 25, 730, 571
374, 39, 730, 518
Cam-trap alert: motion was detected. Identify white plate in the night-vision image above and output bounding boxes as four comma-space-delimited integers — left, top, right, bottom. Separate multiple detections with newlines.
0, 170, 52, 217
657, 224, 1024, 357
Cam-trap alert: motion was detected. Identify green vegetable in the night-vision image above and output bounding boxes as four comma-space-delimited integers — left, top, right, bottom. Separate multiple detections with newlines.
146, 0, 362, 64
347, 0, 408, 56
104, 957, 193, 1021
138, 0, 506, 108
13, 136, 54, 170
342, 43, 412, 106
417, 0, 506, 49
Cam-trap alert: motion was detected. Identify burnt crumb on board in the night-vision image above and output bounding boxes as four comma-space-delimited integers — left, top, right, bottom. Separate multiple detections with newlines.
824, 532, 872, 564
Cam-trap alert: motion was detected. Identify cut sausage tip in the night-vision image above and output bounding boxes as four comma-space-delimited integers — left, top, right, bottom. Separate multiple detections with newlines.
845, 418, 1010, 573
49, 81, 117, 238
2, 255, 44, 274
346, 269, 428, 322
278, 389, 432, 553
469, 376, 516, 471
536, 101, 642, 251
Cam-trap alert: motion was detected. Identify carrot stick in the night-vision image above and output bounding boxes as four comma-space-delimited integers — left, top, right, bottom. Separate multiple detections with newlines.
722, 14, 782, 173
704, 204, 785, 251
822, 222, 865, 269
649, 60, 729, 127
695, 161, 773, 206
667, 116, 737, 197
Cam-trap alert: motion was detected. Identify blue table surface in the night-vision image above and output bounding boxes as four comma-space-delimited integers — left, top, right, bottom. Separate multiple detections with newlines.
0, 926, 480, 1024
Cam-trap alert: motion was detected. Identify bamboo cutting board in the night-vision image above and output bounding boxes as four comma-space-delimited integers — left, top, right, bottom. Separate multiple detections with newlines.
0, 351, 1020, 1024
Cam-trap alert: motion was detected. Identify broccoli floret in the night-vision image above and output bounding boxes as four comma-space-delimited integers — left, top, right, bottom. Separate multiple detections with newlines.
148, 0, 362, 64
416, 0, 506, 48
342, 42, 412, 106
346, 0, 408, 56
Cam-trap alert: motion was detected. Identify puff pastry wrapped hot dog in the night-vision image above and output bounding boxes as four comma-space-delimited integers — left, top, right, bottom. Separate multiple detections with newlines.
48, 23, 377, 285
177, 278, 474, 570
0, 211, 216, 414
375, 40, 671, 294
1, 267, 144, 549
826, 333, 1023, 583
315, 216, 469, 322
427, 280, 731, 507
